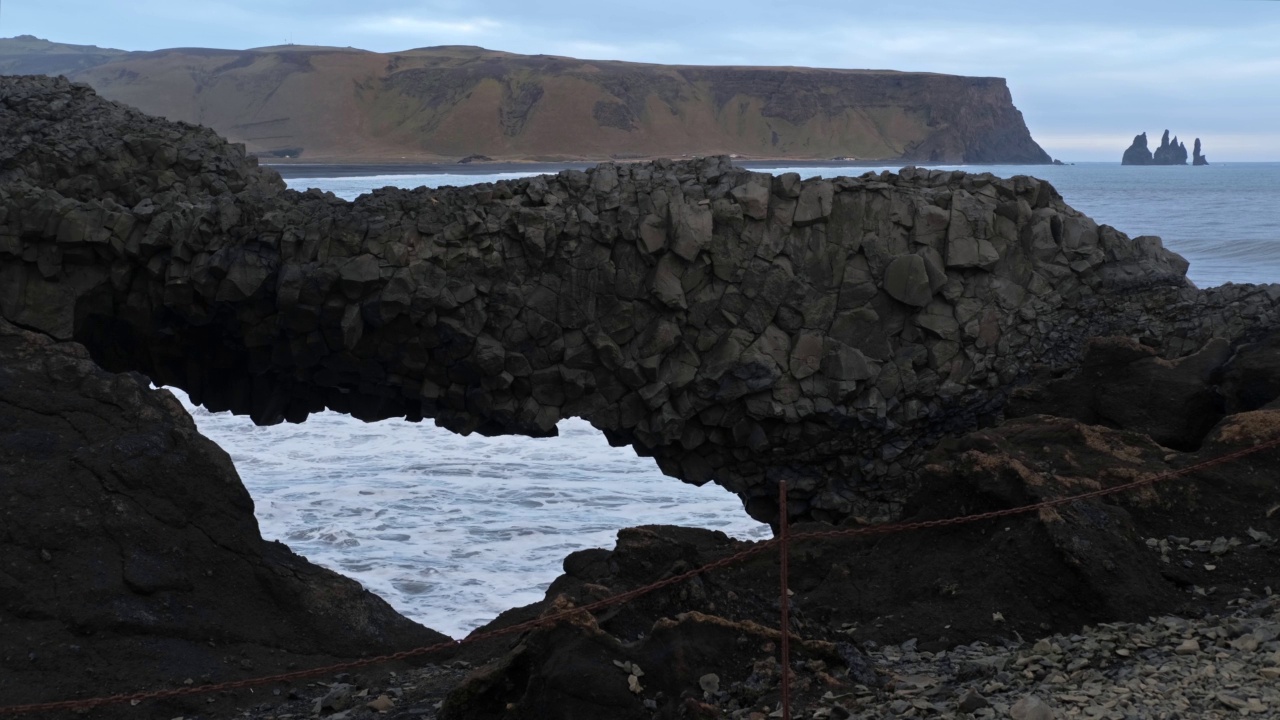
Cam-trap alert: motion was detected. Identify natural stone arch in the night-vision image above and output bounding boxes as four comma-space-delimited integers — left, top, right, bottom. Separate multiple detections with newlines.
3, 76, 1277, 526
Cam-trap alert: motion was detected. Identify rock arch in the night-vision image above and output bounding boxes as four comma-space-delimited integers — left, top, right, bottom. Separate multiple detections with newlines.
2, 76, 1276, 525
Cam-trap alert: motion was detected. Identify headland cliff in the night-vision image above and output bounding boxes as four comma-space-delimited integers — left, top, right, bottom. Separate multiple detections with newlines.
0, 35, 1053, 165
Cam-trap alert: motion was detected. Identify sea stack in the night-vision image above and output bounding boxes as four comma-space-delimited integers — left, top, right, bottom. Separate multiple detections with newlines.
1193, 137, 1210, 165
1122, 132, 1153, 165
1122, 129, 1192, 165
1152, 130, 1189, 165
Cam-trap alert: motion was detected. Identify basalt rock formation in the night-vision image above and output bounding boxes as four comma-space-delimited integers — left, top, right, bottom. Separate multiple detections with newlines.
1194, 137, 1210, 166
2, 75, 1279, 530
0, 317, 448, 714
442, 340, 1280, 718
1153, 130, 1190, 165
0, 36, 1052, 164
1122, 129, 1195, 166
1121, 132, 1154, 165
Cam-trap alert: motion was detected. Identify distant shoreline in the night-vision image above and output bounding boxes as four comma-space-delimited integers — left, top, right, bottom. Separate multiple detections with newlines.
265, 159, 1278, 180
268, 161, 597, 179
266, 157, 1059, 180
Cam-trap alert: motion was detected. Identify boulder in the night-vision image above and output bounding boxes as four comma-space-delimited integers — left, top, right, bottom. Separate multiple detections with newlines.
793, 180, 834, 225
1219, 331, 1280, 413
1006, 336, 1231, 450
883, 254, 934, 307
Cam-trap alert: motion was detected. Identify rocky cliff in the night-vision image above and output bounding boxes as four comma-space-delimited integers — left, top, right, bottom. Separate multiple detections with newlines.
4, 75, 1276, 530
0, 36, 1052, 164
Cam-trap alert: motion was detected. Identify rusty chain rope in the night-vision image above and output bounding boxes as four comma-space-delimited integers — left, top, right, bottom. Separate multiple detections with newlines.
3, 433, 1278, 716
778, 479, 792, 720
791, 434, 1280, 543
0, 541, 781, 716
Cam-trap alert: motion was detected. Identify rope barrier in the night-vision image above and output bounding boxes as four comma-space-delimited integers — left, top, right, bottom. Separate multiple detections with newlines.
3, 433, 1278, 716
0, 541, 781, 716
791, 433, 1280, 544
778, 479, 792, 720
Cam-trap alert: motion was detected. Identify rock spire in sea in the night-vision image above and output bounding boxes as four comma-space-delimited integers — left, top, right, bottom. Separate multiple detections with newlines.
1193, 137, 1209, 165
1122, 129, 1203, 165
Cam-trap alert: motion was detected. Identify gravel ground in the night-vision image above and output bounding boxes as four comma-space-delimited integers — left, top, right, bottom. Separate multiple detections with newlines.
172, 591, 1277, 720
724, 593, 1280, 720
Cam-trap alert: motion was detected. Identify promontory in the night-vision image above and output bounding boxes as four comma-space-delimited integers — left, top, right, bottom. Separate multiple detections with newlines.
0, 34, 1053, 165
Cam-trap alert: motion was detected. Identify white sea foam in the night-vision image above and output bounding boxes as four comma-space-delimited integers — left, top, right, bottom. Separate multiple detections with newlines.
166, 167, 769, 638
295, 172, 544, 200
175, 390, 769, 637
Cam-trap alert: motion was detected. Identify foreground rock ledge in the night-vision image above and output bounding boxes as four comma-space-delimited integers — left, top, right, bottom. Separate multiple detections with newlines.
6, 75, 1276, 525
0, 318, 448, 715
435, 334, 1280, 718
4, 318, 1279, 719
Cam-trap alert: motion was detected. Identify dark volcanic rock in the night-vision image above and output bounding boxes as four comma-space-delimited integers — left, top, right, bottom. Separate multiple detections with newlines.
3, 74, 1280, 720
1124, 129, 1194, 165
1193, 137, 1209, 165
1153, 129, 1189, 165
1008, 329, 1280, 447
2, 75, 1279, 530
436, 333, 1280, 720
1121, 132, 1154, 165
0, 318, 447, 713
1005, 335, 1231, 450
1219, 332, 1280, 413
442, 372, 1280, 718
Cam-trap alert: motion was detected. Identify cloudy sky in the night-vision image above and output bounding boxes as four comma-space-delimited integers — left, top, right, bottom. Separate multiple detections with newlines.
6, 0, 1279, 161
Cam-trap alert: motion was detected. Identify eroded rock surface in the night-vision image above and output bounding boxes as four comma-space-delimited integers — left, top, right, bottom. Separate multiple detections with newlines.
0, 317, 447, 713
439, 333, 1280, 719
2, 75, 1278, 526
1122, 129, 1197, 166
1193, 137, 1210, 166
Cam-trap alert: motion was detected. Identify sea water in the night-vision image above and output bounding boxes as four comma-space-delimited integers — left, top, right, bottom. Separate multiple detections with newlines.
181, 162, 1280, 638
177, 396, 767, 637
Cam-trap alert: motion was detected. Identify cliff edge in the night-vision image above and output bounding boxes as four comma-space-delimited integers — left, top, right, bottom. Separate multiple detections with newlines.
0, 36, 1052, 164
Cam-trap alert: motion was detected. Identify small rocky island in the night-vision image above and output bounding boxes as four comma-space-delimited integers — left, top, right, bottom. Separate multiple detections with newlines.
1122, 129, 1209, 165
1193, 137, 1210, 165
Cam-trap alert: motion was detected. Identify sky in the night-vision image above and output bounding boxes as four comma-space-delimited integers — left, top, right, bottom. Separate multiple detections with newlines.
4, 0, 1279, 161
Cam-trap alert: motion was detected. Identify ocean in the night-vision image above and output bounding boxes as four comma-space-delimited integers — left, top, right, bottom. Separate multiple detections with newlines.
178, 161, 1280, 638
